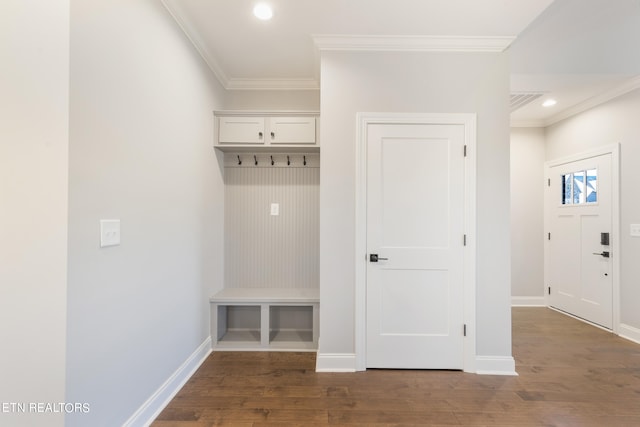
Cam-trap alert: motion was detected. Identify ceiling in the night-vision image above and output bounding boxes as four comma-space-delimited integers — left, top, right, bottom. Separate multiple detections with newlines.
162, 0, 640, 126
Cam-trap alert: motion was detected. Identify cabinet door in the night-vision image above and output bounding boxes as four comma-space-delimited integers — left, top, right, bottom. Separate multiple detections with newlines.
218, 117, 265, 144
268, 117, 316, 144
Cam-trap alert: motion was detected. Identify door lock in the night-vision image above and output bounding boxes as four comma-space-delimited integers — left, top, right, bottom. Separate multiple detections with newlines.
369, 254, 388, 262
592, 251, 610, 258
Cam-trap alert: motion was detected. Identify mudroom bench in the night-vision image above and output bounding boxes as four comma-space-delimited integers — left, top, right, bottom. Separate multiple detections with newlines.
210, 288, 319, 351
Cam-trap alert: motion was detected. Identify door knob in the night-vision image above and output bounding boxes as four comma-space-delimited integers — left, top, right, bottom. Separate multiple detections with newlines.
369, 254, 388, 262
592, 251, 610, 258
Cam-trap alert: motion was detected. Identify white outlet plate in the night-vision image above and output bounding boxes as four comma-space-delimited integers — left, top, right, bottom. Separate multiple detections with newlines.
100, 219, 121, 247
631, 224, 640, 237
270, 203, 279, 216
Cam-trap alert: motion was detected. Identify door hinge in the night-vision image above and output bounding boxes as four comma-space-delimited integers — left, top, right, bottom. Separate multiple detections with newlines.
463, 234, 467, 246
548, 286, 551, 295
463, 324, 467, 337
464, 145, 467, 157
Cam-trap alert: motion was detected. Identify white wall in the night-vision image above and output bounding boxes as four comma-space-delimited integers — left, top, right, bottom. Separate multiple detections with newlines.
66, 1, 225, 426
224, 90, 320, 111
510, 128, 546, 303
318, 51, 513, 368
545, 88, 640, 333
0, 1, 69, 426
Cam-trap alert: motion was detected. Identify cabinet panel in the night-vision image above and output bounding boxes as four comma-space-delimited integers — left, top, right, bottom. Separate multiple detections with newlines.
269, 117, 316, 144
219, 116, 265, 144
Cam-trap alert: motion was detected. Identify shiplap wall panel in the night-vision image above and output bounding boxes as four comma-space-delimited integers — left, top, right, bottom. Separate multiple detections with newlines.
224, 161, 319, 289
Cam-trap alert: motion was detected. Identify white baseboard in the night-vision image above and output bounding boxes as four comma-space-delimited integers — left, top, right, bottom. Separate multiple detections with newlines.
475, 356, 518, 376
315, 353, 357, 372
619, 323, 640, 345
511, 296, 546, 307
123, 337, 212, 427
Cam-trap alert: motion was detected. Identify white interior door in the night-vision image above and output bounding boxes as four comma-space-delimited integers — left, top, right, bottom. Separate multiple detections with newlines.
547, 153, 613, 329
366, 123, 465, 369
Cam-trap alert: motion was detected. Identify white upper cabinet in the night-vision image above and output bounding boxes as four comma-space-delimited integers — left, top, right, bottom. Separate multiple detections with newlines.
268, 117, 316, 144
218, 116, 266, 144
215, 112, 318, 149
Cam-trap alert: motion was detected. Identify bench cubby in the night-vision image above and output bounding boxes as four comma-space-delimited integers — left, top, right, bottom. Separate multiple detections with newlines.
210, 288, 319, 351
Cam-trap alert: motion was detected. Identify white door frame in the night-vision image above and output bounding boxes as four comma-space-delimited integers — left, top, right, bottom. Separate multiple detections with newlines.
544, 144, 620, 333
354, 112, 477, 372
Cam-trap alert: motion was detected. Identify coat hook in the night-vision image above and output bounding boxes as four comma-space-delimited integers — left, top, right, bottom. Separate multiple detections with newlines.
237, 155, 242, 166
271, 155, 274, 166
303, 155, 307, 166
254, 155, 258, 166
287, 155, 290, 166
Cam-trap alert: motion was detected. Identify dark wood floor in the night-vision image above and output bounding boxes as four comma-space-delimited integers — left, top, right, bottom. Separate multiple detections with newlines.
153, 308, 640, 426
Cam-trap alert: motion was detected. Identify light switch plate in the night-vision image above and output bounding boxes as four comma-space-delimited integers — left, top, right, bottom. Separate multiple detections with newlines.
100, 219, 121, 247
270, 203, 279, 216
631, 224, 640, 237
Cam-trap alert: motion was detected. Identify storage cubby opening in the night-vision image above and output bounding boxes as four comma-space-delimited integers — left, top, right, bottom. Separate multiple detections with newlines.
218, 305, 261, 343
269, 305, 313, 343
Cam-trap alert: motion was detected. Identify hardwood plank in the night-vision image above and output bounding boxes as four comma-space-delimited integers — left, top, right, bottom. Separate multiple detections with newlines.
152, 307, 640, 426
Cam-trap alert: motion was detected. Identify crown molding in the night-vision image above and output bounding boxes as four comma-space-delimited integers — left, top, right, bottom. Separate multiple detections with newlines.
161, 0, 230, 87
162, 0, 320, 91
226, 78, 320, 91
312, 35, 515, 53
544, 75, 640, 127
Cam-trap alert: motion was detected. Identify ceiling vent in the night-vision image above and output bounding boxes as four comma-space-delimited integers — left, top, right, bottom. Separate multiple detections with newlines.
510, 92, 544, 112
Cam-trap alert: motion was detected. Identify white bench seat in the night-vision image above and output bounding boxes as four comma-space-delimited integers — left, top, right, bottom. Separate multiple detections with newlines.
210, 288, 319, 351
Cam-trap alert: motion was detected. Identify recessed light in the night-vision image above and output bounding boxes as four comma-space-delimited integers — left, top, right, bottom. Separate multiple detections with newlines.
253, 3, 273, 20
542, 99, 557, 108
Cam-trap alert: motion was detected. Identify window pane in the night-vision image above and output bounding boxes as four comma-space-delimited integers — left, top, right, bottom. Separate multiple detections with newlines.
586, 169, 597, 203
573, 172, 584, 204
562, 173, 573, 205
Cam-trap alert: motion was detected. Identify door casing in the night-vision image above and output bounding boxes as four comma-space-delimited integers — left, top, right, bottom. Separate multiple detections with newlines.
354, 112, 477, 372
544, 144, 621, 334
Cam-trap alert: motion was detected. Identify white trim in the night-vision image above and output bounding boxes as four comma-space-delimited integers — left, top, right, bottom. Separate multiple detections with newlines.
122, 337, 212, 427
511, 78, 640, 129
214, 110, 319, 117
354, 113, 477, 373
226, 78, 319, 91
162, 0, 321, 91
511, 296, 546, 307
315, 353, 357, 372
475, 356, 518, 376
544, 76, 640, 127
619, 324, 640, 345
160, 0, 229, 88
313, 35, 515, 53
544, 144, 621, 335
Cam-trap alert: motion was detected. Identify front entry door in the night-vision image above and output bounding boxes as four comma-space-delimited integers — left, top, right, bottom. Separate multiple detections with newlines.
366, 123, 466, 369
547, 153, 613, 329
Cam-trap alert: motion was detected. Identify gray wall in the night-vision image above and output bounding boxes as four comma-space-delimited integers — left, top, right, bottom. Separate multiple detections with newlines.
545, 88, 640, 333
318, 51, 513, 365
510, 127, 546, 302
0, 1, 69, 426
66, 1, 225, 425
224, 161, 320, 289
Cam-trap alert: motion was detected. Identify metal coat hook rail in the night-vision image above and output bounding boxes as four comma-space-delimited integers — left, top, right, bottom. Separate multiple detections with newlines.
229, 153, 317, 168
